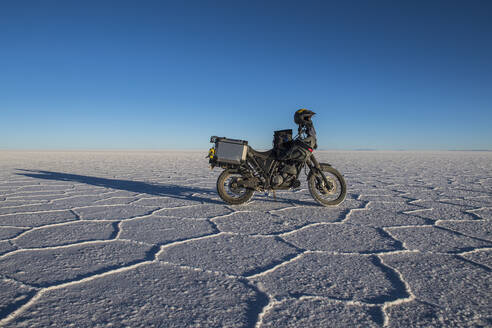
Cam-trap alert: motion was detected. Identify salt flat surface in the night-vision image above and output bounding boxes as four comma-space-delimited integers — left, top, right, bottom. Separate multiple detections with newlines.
0, 150, 490, 327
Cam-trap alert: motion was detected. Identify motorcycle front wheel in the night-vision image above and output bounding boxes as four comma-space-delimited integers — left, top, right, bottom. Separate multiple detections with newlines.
217, 169, 255, 205
308, 164, 347, 206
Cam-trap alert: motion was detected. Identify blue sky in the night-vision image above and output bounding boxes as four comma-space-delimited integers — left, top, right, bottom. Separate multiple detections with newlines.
1, 0, 491, 150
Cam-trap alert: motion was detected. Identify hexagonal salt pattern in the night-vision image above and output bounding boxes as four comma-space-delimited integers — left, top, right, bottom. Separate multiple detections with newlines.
0, 150, 491, 327
282, 223, 402, 253
260, 298, 381, 327
0, 227, 27, 240
252, 252, 401, 303
386, 299, 491, 327
436, 219, 492, 241
385, 226, 491, 253
119, 215, 216, 245
381, 252, 491, 324
0, 241, 156, 287
73, 204, 160, 220
0, 240, 17, 256
2, 263, 260, 328
13, 221, 117, 248
213, 211, 313, 235
159, 233, 299, 276
0, 278, 37, 318
0, 210, 78, 227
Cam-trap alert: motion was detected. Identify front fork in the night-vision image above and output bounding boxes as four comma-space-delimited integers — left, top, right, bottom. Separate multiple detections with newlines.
307, 155, 334, 191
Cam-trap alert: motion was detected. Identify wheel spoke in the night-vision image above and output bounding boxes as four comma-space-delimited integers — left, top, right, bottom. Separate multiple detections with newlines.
308, 166, 347, 206
216, 170, 254, 205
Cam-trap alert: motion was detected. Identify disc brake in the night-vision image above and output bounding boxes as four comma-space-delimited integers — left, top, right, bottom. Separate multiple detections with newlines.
316, 175, 336, 195
228, 177, 244, 195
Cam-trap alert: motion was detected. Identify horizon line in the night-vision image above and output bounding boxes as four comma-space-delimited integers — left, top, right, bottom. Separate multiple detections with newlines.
1, 148, 491, 152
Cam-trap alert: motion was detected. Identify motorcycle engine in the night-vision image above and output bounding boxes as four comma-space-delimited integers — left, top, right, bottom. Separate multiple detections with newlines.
271, 164, 298, 188
271, 174, 284, 187
281, 164, 297, 176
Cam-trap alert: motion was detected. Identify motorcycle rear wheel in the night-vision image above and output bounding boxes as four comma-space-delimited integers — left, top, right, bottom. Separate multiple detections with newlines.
308, 165, 346, 206
217, 169, 255, 205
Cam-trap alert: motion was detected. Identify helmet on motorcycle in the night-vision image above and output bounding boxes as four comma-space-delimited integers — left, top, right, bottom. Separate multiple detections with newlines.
294, 108, 316, 125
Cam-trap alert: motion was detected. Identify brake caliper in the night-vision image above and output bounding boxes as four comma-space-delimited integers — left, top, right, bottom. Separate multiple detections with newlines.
317, 174, 335, 194
229, 177, 244, 194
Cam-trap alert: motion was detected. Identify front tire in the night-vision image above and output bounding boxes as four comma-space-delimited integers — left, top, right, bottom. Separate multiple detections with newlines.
308, 165, 347, 206
217, 169, 255, 205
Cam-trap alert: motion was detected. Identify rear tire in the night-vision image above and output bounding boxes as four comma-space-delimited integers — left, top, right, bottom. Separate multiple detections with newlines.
217, 169, 254, 205
308, 165, 346, 206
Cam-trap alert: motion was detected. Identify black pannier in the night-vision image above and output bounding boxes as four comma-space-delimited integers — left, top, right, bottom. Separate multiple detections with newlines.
210, 136, 248, 165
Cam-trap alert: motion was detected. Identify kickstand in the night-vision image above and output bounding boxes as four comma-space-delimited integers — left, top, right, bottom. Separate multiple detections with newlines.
272, 190, 276, 200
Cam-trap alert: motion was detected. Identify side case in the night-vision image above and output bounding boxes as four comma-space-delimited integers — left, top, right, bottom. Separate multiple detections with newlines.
212, 137, 248, 165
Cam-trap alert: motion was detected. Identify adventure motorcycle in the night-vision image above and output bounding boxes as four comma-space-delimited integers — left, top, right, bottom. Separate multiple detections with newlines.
207, 120, 347, 206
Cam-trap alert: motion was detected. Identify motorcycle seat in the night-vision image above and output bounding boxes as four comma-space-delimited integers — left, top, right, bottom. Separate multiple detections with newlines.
248, 147, 273, 159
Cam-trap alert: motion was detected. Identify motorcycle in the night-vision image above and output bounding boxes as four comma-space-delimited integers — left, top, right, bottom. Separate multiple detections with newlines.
207, 126, 346, 206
